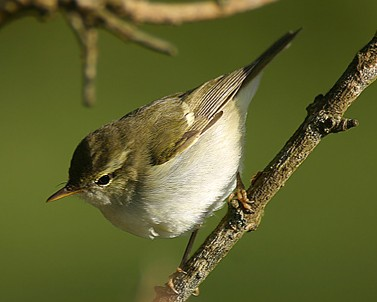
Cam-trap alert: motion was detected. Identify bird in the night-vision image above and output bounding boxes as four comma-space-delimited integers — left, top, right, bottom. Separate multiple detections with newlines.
47, 30, 299, 262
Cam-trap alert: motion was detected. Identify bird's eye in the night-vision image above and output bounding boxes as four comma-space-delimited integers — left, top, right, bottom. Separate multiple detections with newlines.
96, 174, 112, 186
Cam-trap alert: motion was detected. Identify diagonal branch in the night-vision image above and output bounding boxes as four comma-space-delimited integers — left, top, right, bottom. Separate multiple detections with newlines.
94, 7, 177, 56
153, 32, 377, 302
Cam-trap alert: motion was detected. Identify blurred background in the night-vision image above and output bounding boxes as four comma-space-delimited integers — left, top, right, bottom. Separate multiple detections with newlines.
1, 0, 376, 301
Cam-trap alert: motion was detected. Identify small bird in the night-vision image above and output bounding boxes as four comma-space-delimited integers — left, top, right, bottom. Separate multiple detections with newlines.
47, 31, 298, 248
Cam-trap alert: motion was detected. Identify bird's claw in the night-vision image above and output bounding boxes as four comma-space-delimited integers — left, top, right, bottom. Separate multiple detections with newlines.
228, 172, 254, 213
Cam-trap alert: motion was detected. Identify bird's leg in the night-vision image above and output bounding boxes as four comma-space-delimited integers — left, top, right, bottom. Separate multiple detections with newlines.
166, 230, 199, 295
179, 229, 198, 269
228, 172, 254, 213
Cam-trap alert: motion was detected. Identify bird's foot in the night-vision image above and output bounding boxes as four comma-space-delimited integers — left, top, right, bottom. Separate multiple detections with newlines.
228, 172, 254, 213
166, 268, 186, 295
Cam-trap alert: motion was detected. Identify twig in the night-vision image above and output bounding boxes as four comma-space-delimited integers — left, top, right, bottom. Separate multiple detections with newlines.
0, 0, 272, 106
66, 10, 98, 107
94, 8, 177, 55
64, 4, 176, 106
153, 32, 377, 302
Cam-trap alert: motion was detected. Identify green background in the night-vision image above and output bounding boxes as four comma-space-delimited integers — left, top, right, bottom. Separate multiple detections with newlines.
1, 0, 376, 301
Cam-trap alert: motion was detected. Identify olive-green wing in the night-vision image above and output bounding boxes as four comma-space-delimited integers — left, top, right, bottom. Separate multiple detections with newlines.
150, 30, 300, 165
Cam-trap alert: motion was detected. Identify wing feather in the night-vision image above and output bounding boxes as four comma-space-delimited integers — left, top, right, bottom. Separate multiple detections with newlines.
149, 30, 300, 165
184, 30, 300, 134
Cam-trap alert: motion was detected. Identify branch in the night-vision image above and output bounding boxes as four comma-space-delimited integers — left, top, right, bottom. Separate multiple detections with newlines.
110, 0, 277, 25
153, 32, 377, 302
94, 7, 177, 56
0, 0, 273, 106
66, 10, 98, 107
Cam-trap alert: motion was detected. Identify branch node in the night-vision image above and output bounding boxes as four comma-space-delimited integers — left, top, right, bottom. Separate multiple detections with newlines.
332, 118, 359, 133
316, 114, 359, 136
306, 94, 324, 114
320, 115, 336, 134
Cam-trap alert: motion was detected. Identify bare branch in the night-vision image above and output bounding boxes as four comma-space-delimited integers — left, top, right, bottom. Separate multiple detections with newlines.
110, 0, 277, 25
94, 7, 177, 55
64, 2, 176, 106
0, 0, 275, 54
153, 32, 377, 302
66, 10, 98, 107
0, 0, 275, 106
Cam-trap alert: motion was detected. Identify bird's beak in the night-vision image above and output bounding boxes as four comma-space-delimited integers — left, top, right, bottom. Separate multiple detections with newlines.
46, 186, 82, 202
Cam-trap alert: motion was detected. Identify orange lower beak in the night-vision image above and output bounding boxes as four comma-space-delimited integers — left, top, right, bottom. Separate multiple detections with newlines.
46, 186, 82, 202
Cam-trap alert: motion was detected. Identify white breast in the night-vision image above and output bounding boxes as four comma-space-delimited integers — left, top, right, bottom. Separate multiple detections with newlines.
99, 76, 260, 239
